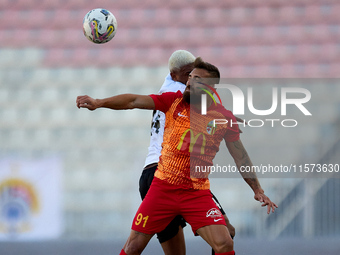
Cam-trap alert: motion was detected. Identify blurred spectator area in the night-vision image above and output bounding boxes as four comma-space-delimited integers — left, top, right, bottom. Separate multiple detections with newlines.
0, 0, 339, 77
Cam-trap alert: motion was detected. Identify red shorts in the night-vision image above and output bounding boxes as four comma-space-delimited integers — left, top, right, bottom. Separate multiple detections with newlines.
131, 177, 226, 235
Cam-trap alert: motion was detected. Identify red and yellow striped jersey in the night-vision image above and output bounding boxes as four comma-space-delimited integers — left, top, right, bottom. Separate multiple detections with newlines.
150, 91, 239, 190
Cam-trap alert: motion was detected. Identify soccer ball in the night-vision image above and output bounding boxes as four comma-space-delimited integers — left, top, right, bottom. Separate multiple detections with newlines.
83, 8, 118, 44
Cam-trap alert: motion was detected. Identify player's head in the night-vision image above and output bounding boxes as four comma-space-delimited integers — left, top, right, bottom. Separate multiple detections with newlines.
168, 50, 195, 85
192, 56, 220, 84
183, 57, 220, 104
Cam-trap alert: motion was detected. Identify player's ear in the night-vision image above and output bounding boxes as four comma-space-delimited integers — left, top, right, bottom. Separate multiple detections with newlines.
210, 78, 218, 92
170, 71, 177, 81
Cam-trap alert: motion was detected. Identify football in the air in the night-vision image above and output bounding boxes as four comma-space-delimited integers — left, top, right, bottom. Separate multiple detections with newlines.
83, 8, 117, 44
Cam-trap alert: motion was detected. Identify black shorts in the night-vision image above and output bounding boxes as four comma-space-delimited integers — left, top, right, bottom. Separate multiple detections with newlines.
139, 164, 226, 243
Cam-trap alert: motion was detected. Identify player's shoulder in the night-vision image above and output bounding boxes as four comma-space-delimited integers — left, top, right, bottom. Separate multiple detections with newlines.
213, 103, 236, 119
159, 74, 186, 93
154, 90, 183, 103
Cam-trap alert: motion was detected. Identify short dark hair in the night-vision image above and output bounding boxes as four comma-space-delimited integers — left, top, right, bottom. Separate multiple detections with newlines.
193, 57, 220, 83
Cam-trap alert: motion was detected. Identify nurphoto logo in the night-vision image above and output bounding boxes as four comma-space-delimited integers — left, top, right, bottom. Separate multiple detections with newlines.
200, 84, 312, 128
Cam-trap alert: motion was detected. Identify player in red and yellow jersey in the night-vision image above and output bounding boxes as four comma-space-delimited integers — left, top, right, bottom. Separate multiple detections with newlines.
151, 89, 239, 191
77, 57, 278, 255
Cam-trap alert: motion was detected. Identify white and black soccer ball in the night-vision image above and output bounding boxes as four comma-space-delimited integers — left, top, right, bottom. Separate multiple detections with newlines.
83, 8, 117, 44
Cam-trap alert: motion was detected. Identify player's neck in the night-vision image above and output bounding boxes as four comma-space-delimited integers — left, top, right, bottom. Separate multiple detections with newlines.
190, 98, 213, 111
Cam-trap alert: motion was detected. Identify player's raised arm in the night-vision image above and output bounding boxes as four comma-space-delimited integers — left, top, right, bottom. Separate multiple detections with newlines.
225, 139, 278, 214
76, 94, 155, 111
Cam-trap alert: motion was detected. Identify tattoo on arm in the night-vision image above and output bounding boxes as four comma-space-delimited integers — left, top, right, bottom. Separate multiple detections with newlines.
229, 140, 263, 193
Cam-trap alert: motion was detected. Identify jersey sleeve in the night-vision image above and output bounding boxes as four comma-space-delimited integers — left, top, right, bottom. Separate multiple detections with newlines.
149, 91, 182, 113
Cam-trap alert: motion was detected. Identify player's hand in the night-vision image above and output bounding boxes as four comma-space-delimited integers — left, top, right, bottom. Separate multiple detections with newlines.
223, 214, 235, 238
254, 192, 278, 214
76, 95, 98, 111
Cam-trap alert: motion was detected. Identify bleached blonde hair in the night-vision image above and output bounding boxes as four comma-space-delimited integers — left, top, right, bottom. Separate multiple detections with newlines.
168, 50, 195, 72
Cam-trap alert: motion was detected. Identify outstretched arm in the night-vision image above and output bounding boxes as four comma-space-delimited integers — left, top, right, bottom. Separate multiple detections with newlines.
226, 139, 278, 214
76, 94, 155, 111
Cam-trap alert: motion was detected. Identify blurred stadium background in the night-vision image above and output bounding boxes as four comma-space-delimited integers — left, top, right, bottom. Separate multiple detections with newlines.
0, 0, 340, 254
